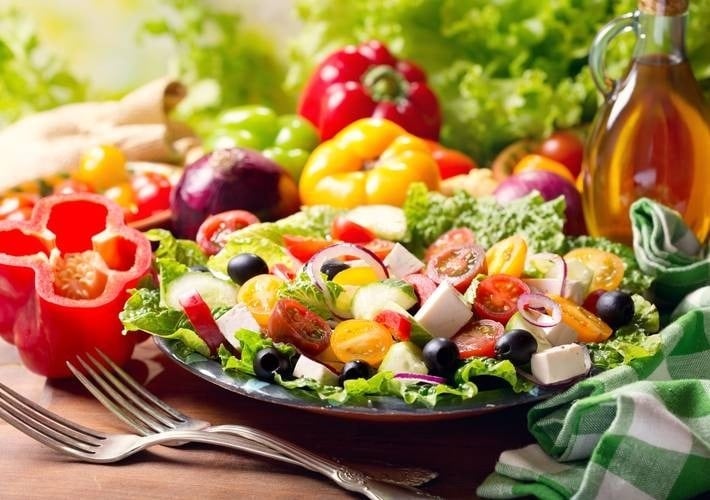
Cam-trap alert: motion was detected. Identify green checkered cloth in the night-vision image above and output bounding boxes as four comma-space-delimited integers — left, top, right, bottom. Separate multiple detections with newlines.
630, 197, 710, 306
477, 299, 710, 500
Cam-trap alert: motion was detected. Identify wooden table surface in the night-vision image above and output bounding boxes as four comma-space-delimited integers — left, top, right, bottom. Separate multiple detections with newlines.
0, 339, 536, 499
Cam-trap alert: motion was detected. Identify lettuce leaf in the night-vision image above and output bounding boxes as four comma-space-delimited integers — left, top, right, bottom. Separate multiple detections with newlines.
278, 271, 343, 320
402, 183, 565, 256
456, 357, 534, 394
146, 229, 207, 268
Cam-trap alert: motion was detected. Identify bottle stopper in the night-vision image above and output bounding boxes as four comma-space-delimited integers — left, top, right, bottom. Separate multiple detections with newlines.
638, 0, 689, 15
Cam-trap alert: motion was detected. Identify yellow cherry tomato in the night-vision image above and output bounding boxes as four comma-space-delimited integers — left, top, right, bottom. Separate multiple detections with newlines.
332, 266, 380, 286
549, 294, 612, 343
564, 248, 625, 292
330, 319, 395, 367
299, 118, 441, 208
73, 144, 130, 192
103, 182, 136, 214
485, 235, 528, 277
512, 154, 577, 185
237, 274, 285, 327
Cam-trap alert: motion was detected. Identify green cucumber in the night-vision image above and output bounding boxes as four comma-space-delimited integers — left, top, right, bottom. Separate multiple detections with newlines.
345, 205, 407, 241
351, 279, 417, 320
377, 341, 428, 375
163, 271, 239, 310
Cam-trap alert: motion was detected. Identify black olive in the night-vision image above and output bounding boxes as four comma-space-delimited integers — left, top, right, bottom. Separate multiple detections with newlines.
338, 360, 372, 385
227, 253, 269, 285
149, 239, 161, 253
320, 259, 350, 281
189, 264, 211, 273
253, 347, 292, 382
495, 329, 537, 366
595, 290, 635, 329
422, 338, 460, 376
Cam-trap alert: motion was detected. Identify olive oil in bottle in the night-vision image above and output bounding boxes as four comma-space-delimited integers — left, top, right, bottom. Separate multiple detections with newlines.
582, 0, 710, 245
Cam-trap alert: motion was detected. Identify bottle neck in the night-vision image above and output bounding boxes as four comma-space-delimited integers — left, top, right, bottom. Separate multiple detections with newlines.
634, 10, 687, 62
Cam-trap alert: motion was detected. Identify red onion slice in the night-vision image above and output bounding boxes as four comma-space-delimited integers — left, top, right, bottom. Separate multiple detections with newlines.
526, 252, 567, 295
394, 373, 447, 385
306, 243, 389, 318
516, 293, 562, 327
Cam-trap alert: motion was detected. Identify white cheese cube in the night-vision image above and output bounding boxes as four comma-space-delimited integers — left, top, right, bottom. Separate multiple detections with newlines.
531, 343, 590, 385
414, 281, 473, 338
542, 322, 578, 346
215, 304, 261, 350
293, 355, 339, 386
562, 280, 587, 305
383, 243, 425, 278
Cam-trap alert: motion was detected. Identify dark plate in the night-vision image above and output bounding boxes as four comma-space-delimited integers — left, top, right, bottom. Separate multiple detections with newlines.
154, 337, 560, 421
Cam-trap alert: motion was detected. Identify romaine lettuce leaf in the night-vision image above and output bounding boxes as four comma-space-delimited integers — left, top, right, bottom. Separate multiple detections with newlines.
146, 229, 207, 268
456, 357, 534, 394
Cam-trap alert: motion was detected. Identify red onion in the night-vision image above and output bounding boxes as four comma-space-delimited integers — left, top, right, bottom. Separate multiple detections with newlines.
516, 293, 562, 328
394, 373, 447, 385
306, 243, 388, 318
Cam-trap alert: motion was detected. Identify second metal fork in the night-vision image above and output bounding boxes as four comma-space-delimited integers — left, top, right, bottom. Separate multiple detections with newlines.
67, 351, 438, 496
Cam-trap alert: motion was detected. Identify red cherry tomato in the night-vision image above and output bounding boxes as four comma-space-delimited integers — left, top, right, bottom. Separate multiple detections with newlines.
451, 319, 505, 359
403, 273, 438, 306
425, 140, 478, 179
282, 235, 333, 263
373, 309, 412, 341
131, 171, 172, 220
473, 274, 531, 324
331, 216, 375, 243
267, 298, 332, 356
362, 238, 396, 261
426, 244, 486, 293
535, 131, 584, 178
196, 210, 260, 256
424, 227, 477, 262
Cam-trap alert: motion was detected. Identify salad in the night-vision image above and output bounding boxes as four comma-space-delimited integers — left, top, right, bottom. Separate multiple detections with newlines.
120, 185, 660, 408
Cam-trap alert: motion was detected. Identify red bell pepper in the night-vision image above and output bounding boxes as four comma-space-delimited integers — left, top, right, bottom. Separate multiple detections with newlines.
298, 40, 441, 141
0, 193, 152, 378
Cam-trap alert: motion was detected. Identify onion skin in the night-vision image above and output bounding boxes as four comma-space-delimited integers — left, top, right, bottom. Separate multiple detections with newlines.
171, 148, 291, 239
493, 170, 586, 236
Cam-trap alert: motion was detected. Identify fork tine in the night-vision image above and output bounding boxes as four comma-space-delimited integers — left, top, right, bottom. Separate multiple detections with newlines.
94, 349, 186, 421
0, 384, 102, 455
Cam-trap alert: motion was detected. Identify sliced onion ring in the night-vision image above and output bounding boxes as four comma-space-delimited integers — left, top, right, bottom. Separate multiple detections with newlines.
306, 243, 389, 319
526, 252, 567, 295
394, 373, 447, 385
516, 293, 562, 328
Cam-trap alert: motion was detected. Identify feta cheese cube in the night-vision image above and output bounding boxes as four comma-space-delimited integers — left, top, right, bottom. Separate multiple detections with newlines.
383, 243, 424, 278
414, 281, 473, 338
531, 343, 590, 385
216, 304, 261, 350
293, 355, 339, 386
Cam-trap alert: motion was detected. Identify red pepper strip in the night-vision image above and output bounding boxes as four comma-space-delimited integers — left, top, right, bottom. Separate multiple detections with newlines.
374, 309, 412, 342
298, 40, 441, 141
0, 193, 152, 378
178, 289, 224, 355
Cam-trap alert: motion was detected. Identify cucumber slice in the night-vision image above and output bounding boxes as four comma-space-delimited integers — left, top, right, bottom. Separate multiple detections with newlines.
351, 279, 417, 320
345, 205, 407, 241
378, 341, 428, 375
164, 272, 239, 311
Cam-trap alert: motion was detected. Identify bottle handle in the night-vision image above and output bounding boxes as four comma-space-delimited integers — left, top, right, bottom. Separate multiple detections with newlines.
589, 11, 637, 98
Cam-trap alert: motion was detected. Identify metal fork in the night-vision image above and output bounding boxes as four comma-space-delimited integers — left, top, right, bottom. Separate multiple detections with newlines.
0, 379, 435, 499
67, 351, 439, 498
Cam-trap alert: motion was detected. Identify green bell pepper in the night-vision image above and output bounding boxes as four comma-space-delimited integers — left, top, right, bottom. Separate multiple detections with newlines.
206, 105, 319, 181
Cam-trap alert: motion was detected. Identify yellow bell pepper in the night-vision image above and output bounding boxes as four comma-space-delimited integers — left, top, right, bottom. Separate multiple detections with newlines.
298, 118, 441, 207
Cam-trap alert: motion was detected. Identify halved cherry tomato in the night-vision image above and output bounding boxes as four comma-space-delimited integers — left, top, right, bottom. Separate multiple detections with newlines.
267, 298, 331, 356
363, 238, 395, 261
131, 171, 172, 220
178, 289, 224, 355
196, 210, 260, 256
424, 227, 476, 262
485, 235, 528, 277
237, 274, 285, 327
451, 319, 505, 359
331, 216, 375, 243
473, 274, 531, 324
512, 154, 576, 185
426, 244, 486, 293
282, 235, 333, 263
373, 309, 412, 341
564, 248, 625, 292
549, 294, 612, 343
403, 273, 438, 306
535, 130, 584, 178
0, 193, 38, 221
490, 139, 537, 181
330, 319, 395, 367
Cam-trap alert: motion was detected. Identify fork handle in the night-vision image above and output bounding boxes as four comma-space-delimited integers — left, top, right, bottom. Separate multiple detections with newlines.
205, 425, 438, 499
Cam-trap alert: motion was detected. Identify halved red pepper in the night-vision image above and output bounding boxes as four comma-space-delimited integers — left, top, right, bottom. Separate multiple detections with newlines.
0, 193, 152, 378
298, 40, 441, 141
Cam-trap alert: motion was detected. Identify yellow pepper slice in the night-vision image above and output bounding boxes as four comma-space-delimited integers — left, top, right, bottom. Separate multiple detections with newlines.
299, 118, 441, 207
